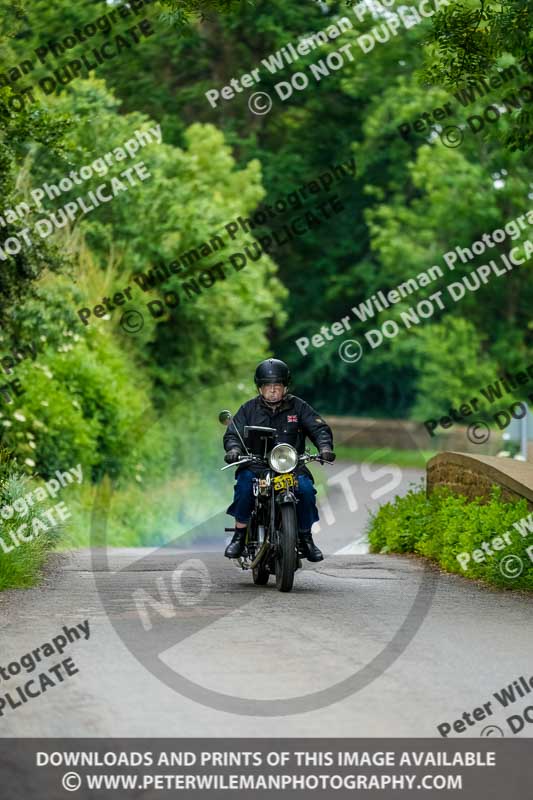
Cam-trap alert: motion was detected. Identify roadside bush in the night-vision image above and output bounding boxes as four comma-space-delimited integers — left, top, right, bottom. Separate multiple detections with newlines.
0, 454, 64, 590
1, 330, 152, 484
368, 484, 533, 591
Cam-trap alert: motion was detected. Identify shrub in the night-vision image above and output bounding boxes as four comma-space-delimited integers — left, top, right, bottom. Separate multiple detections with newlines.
368, 484, 533, 591
1, 330, 152, 484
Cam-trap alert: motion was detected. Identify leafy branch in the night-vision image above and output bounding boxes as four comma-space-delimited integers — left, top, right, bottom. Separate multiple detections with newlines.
422, 0, 533, 149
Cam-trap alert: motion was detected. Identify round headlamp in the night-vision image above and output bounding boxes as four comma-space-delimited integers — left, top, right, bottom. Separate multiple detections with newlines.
269, 444, 298, 473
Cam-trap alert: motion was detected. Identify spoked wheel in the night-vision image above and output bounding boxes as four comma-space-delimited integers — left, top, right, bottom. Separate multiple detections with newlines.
252, 563, 270, 585
275, 504, 298, 592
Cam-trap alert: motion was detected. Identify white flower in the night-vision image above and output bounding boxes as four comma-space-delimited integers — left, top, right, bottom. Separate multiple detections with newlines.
14, 412, 26, 422
2, 420, 12, 427
28, 441, 36, 449
24, 458, 36, 467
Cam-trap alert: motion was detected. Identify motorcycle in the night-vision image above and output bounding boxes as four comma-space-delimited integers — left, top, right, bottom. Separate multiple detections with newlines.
219, 409, 329, 592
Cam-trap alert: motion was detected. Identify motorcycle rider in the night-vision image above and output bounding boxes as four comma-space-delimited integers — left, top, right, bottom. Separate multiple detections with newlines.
223, 358, 336, 562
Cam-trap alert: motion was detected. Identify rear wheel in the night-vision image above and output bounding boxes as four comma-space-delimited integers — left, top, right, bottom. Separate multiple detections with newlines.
275, 504, 297, 592
250, 511, 269, 584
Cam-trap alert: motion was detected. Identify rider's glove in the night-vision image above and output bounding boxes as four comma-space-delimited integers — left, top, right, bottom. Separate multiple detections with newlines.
224, 449, 242, 464
320, 450, 336, 463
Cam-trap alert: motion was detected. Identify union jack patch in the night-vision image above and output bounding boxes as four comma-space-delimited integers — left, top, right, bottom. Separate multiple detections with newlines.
287, 415, 298, 423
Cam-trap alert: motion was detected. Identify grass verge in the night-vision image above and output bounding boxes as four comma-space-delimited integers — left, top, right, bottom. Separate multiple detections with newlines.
335, 445, 436, 470
0, 470, 63, 591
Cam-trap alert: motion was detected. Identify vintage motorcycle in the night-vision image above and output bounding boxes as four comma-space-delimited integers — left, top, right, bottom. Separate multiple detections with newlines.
219, 410, 328, 592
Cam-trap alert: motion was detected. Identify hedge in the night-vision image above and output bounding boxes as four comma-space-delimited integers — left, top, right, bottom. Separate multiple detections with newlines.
367, 484, 533, 591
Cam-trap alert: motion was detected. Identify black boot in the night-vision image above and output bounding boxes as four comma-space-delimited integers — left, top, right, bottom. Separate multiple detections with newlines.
298, 531, 323, 562
224, 527, 247, 559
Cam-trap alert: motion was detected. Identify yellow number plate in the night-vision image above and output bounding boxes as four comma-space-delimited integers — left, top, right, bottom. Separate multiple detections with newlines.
273, 473, 297, 491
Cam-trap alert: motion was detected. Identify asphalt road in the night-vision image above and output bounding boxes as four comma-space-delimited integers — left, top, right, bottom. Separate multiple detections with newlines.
1, 461, 532, 738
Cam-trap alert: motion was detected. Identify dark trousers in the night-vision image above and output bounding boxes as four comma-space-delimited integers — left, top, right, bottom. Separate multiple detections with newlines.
226, 469, 319, 531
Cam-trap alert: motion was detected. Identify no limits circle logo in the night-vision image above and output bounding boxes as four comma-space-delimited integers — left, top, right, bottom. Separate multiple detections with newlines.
91, 399, 438, 716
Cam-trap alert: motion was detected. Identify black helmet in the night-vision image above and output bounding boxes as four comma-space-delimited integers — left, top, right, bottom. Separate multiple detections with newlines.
254, 358, 291, 387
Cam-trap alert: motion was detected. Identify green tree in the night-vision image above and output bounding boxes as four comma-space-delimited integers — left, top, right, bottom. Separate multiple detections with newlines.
422, 0, 533, 149
390, 317, 498, 420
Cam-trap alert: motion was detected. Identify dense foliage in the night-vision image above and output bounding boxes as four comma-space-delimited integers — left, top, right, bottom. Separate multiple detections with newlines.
0, 0, 531, 586
422, 0, 533, 149
4, 0, 530, 419
368, 485, 533, 590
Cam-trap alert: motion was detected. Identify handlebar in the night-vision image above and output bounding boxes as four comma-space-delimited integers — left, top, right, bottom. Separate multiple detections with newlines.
220, 455, 262, 471
299, 453, 329, 464
220, 453, 331, 471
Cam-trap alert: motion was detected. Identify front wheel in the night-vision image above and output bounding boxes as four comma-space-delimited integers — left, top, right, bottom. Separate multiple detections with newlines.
252, 563, 270, 585
275, 504, 298, 592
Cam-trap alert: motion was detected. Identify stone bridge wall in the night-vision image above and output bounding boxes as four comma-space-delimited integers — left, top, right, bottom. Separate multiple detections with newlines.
427, 452, 533, 508
328, 416, 503, 454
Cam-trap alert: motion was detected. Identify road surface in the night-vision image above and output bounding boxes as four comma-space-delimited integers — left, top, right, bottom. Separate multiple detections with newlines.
1, 461, 532, 738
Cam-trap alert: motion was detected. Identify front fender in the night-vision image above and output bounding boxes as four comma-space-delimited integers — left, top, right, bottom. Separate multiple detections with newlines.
277, 490, 297, 505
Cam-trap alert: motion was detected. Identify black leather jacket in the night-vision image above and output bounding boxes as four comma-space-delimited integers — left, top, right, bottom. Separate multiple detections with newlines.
223, 394, 334, 477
